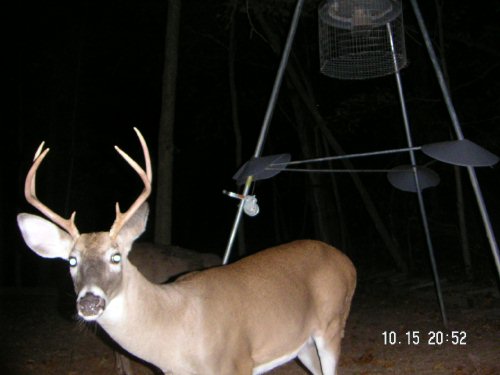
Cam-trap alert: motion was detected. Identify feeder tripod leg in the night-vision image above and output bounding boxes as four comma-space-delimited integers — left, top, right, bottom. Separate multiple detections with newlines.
387, 22, 448, 327
410, 0, 500, 279
222, 0, 305, 264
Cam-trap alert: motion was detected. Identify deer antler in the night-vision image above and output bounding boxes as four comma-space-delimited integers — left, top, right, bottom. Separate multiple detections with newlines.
109, 127, 152, 239
24, 142, 80, 239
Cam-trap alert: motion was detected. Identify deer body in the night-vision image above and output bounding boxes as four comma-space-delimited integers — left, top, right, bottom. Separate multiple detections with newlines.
17, 129, 356, 375
104, 240, 354, 375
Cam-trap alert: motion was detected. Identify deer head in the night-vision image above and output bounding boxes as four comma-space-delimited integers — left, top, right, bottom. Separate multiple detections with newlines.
17, 128, 152, 321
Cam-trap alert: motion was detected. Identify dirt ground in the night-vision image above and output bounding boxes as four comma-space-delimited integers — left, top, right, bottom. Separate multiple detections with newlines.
1, 281, 499, 375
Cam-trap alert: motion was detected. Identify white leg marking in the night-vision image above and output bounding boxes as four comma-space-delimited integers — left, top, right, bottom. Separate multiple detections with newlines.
297, 338, 323, 375
314, 336, 338, 375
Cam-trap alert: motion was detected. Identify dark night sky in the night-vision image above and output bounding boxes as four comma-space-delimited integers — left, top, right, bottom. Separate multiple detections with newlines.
4, 0, 500, 286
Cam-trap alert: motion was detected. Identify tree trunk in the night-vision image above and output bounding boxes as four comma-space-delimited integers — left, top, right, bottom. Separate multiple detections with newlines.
289, 93, 335, 244
435, 0, 472, 279
155, 0, 181, 245
455, 165, 472, 278
322, 134, 350, 251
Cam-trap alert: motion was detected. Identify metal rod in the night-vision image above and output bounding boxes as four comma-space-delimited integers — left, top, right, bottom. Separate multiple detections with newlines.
271, 146, 422, 167
387, 23, 448, 327
270, 168, 399, 173
223, 0, 306, 264
410, 0, 500, 278
253, 0, 305, 158
222, 177, 253, 265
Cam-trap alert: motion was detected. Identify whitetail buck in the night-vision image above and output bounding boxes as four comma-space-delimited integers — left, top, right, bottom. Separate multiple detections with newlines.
17, 128, 356, 375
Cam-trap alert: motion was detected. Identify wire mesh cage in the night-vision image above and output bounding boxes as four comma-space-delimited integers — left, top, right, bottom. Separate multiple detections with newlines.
318, 0, 407, 80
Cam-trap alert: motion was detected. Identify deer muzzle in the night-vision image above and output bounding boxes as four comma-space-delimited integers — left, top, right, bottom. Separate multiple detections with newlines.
77, 291, 106, 320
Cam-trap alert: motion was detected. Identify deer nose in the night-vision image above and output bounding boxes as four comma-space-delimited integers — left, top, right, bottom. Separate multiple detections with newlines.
77, 292, 106, 320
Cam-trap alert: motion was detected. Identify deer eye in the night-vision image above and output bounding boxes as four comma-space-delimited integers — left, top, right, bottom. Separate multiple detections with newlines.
68, 256, 78, 267
110, 253, 122, 264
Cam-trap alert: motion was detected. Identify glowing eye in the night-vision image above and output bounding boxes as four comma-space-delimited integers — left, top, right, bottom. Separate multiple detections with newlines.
68, 257, 78, 267
110, 253, 122, 264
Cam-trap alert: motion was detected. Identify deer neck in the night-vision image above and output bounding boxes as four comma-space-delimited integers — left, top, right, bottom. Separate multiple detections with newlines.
96, 259, 186, 368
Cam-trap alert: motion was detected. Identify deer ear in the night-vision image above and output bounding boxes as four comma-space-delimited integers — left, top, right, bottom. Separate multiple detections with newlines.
17, 213, 74, 260
116, 202, 149, 245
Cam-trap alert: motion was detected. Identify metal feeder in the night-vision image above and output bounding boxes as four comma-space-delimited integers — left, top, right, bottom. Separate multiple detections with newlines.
319, 0, 407, 79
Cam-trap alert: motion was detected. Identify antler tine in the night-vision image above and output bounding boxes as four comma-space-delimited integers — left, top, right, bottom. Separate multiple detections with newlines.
109, 128, 152, 239
24, 142, 80, 239
133, 127, 152, 183
30, 141, 45, 199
